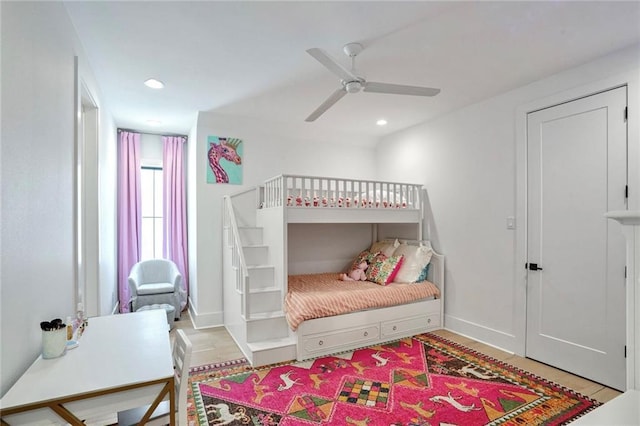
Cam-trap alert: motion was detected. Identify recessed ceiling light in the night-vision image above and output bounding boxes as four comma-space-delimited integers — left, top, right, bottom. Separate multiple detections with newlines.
376, 119, 388, 126
144, 78, 165, 89
146, 119, 162, 125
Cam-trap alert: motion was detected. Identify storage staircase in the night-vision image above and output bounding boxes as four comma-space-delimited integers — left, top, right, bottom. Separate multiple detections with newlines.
222, 189, 296, 366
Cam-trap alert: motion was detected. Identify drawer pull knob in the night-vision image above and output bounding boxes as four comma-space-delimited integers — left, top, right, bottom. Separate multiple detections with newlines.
427, 318, 431, 323
364, 332, 368, 337
392, 326, 397, 331
319, 340, 323, 346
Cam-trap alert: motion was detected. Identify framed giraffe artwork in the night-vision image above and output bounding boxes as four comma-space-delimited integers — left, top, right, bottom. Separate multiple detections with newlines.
207, 136, 243, 184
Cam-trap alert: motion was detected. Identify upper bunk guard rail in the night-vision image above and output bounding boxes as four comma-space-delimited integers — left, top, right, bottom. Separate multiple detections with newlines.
222, 195, 251, 319
262, 174, 423, 210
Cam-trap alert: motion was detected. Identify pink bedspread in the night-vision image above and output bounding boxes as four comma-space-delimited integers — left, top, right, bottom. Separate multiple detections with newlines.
284, 273, 440, 331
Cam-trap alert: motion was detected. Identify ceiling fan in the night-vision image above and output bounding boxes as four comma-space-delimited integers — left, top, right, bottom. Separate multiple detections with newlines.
305, 42, 440, 122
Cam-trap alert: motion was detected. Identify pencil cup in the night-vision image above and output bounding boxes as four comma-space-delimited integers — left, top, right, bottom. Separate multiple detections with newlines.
42, 328, 67, 359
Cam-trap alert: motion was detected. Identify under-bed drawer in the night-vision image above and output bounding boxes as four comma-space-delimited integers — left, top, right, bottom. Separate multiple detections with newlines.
302, 325, 380, 354
381, 315, 429, 338
425, 313, 440, 329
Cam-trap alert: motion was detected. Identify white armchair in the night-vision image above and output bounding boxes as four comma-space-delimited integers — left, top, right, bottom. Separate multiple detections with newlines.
128, 259, 182, 319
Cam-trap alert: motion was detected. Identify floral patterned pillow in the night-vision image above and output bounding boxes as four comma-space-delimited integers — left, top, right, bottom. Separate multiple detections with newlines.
366, 253, 404, 285
348, 250, 379, 274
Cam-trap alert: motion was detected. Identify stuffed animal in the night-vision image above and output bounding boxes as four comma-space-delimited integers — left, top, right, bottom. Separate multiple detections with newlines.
340, 261, 368, 281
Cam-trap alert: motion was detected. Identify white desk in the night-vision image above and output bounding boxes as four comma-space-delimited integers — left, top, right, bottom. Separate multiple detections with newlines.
570, 390, 640, 425
0, 310, 175, 425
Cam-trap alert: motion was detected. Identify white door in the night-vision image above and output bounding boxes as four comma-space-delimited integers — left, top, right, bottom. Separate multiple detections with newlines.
526, 86, 627, 390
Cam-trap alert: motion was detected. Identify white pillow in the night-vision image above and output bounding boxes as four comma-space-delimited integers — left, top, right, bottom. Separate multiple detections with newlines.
392, 243, 433, 283
369, 239, 399, 257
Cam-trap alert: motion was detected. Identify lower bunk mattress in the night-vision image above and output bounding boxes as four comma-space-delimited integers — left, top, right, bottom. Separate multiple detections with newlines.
284, 272, 440, 331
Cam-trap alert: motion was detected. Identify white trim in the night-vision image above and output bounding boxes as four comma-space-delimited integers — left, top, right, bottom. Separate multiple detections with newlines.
515, 70, 639, 389
187, 299, 223, 329
444, 315, 516, 354
605, 213, 640, 390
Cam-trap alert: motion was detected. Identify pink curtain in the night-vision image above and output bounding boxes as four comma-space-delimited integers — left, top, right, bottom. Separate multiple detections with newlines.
117, 130, 141, 313
163, 136, 189, 310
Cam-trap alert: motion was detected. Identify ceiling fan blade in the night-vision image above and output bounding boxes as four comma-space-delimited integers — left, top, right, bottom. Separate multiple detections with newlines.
305, 88, 348, 122
306, 48, 357, 82
364, 82, 440, 97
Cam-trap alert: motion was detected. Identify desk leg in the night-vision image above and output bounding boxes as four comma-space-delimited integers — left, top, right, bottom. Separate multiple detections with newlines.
140, 380, 174, 425
50, 404, 84, 426
169, 379, 176, 426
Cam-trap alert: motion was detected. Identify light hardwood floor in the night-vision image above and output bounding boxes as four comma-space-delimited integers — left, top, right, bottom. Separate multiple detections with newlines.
175, 314, 621, 404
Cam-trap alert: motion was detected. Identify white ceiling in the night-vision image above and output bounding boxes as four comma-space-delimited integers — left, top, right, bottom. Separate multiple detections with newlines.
64, 1, 640, 137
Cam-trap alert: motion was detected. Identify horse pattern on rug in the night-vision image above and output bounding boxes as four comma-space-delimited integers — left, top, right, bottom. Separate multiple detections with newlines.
188, 334, 599, 425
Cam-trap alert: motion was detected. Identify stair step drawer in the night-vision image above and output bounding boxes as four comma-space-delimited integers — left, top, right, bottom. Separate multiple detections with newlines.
248, 289, 282, 314
381, 315, 430, 338
247, 316, 289, 342
248, 266, 275, 289
239, 228, 263, 246
302, 325, 379, 355
244, 246, 268, 265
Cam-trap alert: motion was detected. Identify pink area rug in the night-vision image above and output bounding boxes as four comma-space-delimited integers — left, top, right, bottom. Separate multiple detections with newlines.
187, 333, 600, 425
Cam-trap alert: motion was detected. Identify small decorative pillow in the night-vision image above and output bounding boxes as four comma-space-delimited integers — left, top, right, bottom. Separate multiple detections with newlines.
366, 253, 404, 285
369, 239, 399, 257
392, 243, 433, 283
348, 250, 379, 274
416, 263, 431, 283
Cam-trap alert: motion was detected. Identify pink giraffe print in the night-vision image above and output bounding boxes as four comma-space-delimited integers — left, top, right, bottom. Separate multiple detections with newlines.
208, 137, 242, 183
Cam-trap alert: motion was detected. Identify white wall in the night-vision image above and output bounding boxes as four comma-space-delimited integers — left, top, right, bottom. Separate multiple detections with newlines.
288, 223, 374, 275
188, 112, 378, 327
376, 44, 640, 353
98, 123, 118, 316
0, 1, 114, 395
140, 133, 163, 166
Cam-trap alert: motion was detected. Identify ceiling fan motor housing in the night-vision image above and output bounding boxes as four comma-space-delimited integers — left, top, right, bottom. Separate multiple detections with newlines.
343, 42, 364, 57
344, 80, 362, 93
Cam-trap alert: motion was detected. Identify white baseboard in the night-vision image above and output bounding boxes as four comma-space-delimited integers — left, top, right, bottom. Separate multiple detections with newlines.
445, 314, 516, 354
188, 299, 224, 329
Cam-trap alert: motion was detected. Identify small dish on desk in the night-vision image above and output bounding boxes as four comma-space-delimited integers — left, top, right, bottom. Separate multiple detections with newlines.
66, 340, 79, 349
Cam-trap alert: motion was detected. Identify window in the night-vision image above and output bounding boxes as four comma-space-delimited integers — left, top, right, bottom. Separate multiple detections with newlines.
140, 166, 163, 260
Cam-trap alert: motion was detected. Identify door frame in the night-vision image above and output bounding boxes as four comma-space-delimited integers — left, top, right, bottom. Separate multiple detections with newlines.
514, 72, 640, 390
74, 56, 101, 318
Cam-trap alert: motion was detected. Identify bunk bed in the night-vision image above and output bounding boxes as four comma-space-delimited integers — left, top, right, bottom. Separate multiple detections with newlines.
287, 240, 444, 361
223, 174, 444, 365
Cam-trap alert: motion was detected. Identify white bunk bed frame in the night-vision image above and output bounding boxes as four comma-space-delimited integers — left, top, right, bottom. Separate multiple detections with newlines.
223, 174, 444, 366
262, 174, 424, 227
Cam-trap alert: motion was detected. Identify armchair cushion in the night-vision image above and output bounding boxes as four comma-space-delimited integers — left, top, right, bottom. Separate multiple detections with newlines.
136, 282, 175, 295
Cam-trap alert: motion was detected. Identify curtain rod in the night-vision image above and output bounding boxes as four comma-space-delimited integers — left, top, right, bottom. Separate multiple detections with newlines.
117, 128, 187, 138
